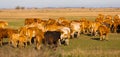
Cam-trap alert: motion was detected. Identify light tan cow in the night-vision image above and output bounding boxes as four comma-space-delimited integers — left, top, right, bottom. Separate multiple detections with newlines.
70, 20, 81, 38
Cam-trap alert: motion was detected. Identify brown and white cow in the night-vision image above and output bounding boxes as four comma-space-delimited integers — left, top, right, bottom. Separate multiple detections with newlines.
59, 26, 71, 45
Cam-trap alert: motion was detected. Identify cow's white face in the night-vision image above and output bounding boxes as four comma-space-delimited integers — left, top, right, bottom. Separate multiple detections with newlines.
60, 27, 70, 39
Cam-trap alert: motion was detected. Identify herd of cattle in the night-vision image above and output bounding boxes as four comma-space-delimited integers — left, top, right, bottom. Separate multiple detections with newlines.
0, 14, 120, 50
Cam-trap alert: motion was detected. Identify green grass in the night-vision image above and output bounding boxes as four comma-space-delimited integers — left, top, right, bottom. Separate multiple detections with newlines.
0, 17, 120, 57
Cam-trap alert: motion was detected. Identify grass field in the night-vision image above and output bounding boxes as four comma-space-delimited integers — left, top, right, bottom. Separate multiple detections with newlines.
0, 8, 120, 57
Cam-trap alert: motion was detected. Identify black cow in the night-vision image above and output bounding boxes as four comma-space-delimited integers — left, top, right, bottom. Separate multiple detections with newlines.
44, 31, 61, 50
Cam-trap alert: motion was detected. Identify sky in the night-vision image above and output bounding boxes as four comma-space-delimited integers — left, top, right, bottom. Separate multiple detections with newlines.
0, 0, 120, 8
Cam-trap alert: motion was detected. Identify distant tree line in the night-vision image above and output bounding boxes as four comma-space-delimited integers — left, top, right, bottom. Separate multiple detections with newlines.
15, 6, 25, 9
15, 6, 39, 9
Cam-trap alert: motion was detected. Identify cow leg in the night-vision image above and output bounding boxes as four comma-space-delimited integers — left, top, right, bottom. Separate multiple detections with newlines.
105, 34, 108, 41
100, 36, 103, 41
34, 38, 36, 45
12, 40, 17, 48
53, 41, 58, 50
8, 38, 11, 45
91, 29, 94, 36
103, 35, 105, 40
65, 39, 69, 45
77, 31, 80, 38
36, 42, 41, 50
100, 33, 103, 41
93, 29, 97, 36
71, 32, 75, 38
19, 42, 24, 48
28, 39, 32, 45
114, 25, 117, 33
82, 28, 85, 34
25, 42, 27, 47
0, 39, 2, 46
58, 39, 61, 46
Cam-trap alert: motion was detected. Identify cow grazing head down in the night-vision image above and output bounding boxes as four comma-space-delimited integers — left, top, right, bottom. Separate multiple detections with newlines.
98, 25, 110, 41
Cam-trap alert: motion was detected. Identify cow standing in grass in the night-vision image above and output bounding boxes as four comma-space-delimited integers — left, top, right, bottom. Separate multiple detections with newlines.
0, 21, 8, 28
98, 25, 110, 41
44, 31, 61, 50
0, 28, 18, 46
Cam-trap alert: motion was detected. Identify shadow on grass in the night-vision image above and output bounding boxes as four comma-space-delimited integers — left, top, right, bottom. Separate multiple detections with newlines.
85, 34, 92, 36
91, 38, 100, 41
2, 42, 9, 46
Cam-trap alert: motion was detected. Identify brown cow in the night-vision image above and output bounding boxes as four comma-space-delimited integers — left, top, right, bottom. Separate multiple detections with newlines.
11, 33, 28, 48
79, 17, 91, 34
26, 27, 41, 45
25, 18, 35, 25
0, 28, 18, 46
95, 14, 104, 23
11, 33, 19, 47
25, 18, 41, 25
112, 15, 120, 33
18, 35, 28, 48
35, 29, 44, 50
44, 31, 61, 50
98, 25, 110, 41
89, 22, 101, 36
103, 15, 113, 32
0, 21, 8, 28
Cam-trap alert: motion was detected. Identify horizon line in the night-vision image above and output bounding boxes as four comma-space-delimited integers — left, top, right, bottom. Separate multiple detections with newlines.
0, 6, 120, 9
